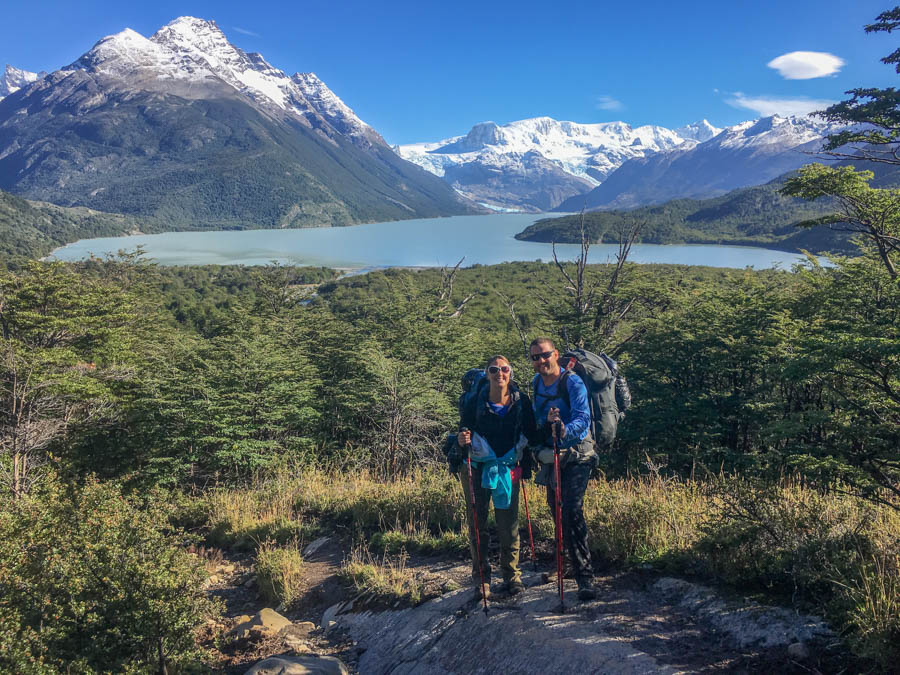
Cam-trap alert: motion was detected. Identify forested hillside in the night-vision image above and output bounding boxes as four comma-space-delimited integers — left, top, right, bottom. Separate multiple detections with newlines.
0, 189, 150, 260
518, 160, 900, 254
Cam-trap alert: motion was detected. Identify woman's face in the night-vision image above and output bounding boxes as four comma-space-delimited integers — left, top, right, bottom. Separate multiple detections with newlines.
487, 358, 511, 387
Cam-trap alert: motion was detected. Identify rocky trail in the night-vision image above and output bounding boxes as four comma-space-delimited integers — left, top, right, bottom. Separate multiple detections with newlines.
198, 537, 847, 674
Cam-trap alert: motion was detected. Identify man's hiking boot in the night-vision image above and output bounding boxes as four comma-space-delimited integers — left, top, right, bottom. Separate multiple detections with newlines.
504, 580, 525, 596
577, 577, 597, 601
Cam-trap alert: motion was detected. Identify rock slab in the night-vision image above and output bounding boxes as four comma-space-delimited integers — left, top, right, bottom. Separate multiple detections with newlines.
244, 655, 349, 675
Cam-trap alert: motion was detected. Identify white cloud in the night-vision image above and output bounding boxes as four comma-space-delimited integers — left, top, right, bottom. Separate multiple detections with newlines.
767, 51, 844, 79
595, 95, 623, 111
726, 93, 836, 117
232, 26, 261, 37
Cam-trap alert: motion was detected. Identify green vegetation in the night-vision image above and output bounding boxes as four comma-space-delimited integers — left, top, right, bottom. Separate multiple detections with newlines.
256, 540, 305, 609
0, 477, 219, 673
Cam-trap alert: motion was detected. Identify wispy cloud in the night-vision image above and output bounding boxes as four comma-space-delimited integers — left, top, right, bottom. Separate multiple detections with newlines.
595, 95, 623, 111
767, 51, 844, 79
726, 92, 836, 117
232, 26, 261, 37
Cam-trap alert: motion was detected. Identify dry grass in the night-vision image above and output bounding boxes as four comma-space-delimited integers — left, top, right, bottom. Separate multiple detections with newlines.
255, 539, 304, 609
337, 545, 425, 607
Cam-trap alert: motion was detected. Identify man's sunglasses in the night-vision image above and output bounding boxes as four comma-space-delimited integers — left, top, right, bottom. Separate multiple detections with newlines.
488, 365, 511, 374
530, 351, 554, 362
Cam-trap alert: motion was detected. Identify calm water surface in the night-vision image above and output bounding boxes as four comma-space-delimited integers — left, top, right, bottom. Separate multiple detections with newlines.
50, 214, 811, 269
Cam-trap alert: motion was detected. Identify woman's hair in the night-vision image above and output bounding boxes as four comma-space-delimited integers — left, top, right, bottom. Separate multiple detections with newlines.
486, 354, 510, 369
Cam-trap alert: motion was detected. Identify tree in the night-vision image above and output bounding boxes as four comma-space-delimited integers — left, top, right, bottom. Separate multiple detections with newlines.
781, 165, 900, 278
817, 7, 900, 164
0, 263, 135, 498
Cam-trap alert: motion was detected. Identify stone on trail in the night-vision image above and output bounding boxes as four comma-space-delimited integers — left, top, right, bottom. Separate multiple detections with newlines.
243, 655, 349, 675
228, 608, 294, 640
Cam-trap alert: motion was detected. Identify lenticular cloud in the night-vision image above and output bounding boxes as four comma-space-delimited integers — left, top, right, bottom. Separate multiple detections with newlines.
767, 51, 845, 80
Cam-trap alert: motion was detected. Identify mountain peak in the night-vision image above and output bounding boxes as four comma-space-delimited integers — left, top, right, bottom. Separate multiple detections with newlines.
0, 64, 46, 100
675, 119, 721, 142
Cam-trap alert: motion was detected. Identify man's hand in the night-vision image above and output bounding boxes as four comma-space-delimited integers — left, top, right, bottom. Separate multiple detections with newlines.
548, 408, 566, 439
458, 428, 472, 448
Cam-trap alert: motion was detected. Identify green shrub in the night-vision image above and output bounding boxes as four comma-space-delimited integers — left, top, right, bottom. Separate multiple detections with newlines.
0, 477, 219, 673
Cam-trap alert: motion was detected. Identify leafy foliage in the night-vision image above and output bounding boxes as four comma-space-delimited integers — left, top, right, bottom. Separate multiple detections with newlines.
0, 477, 219, 673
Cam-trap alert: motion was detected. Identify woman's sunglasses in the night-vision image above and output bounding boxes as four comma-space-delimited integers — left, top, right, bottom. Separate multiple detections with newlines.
488, 365, 511, 375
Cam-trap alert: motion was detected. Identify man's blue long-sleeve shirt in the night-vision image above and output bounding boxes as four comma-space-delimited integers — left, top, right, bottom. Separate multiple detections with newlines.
532, 372, 591, 449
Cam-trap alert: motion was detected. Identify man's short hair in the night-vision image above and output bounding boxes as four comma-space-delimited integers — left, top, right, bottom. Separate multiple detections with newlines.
529, 337, 556, 351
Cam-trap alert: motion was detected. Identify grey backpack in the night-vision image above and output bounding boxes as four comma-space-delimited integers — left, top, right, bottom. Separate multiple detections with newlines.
557, 348, 631, 451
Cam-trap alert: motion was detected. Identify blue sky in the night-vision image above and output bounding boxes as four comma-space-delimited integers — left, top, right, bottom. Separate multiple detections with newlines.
2, 0, 897, 144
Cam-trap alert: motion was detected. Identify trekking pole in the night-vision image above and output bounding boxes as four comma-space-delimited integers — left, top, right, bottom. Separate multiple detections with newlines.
553, 420, 565, 612
462, 428, 489, 615
519, 474, 537, 572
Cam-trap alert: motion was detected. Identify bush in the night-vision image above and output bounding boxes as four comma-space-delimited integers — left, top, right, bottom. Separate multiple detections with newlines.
0, 477, 219, 673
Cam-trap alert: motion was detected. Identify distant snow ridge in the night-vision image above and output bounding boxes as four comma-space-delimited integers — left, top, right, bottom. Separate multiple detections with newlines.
397, 116, 723, 186
0, 65, 47, 100
64, 17, 375, 144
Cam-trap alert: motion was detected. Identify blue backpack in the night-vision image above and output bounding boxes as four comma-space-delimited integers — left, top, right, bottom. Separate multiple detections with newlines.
459, 368, 488, 419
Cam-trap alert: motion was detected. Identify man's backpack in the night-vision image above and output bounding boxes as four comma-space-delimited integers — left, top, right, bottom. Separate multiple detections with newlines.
555, 348, 632, 451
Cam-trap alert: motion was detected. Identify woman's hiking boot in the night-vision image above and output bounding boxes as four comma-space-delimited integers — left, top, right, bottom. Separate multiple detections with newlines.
504, 579, 525, 596
577, 577, 597, 601
473, 584, 491, 601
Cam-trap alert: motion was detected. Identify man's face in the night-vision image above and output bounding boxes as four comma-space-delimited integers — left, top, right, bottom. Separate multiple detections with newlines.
530, 342, 559, 377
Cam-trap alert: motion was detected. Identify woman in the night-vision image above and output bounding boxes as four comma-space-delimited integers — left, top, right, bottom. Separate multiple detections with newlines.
456, 355, 538, 599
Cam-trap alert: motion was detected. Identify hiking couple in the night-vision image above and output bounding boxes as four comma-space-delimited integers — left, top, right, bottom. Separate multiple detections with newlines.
448, 337, 599, 603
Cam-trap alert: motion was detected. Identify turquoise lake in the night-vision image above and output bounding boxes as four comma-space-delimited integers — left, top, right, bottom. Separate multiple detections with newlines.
49, 214, 814, 269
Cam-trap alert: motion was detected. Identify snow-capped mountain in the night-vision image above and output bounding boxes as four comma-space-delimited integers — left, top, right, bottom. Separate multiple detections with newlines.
62, 17, 379, 147
397, 116, 721, 211
0, 17, 470, 227
0, 65, 46, 100
556, 114, 850, 211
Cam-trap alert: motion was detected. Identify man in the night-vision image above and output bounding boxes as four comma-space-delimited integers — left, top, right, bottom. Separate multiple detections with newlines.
529, 337, 598, 601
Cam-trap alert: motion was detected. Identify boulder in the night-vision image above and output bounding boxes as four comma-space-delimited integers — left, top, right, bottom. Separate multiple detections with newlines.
228, 608, 293, 640
244, 655, 349, 675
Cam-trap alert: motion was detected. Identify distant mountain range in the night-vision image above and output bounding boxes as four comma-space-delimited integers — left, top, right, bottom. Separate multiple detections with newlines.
397, 117, 721, 212
0, 18, 473, 230
400, 114, 850, 212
